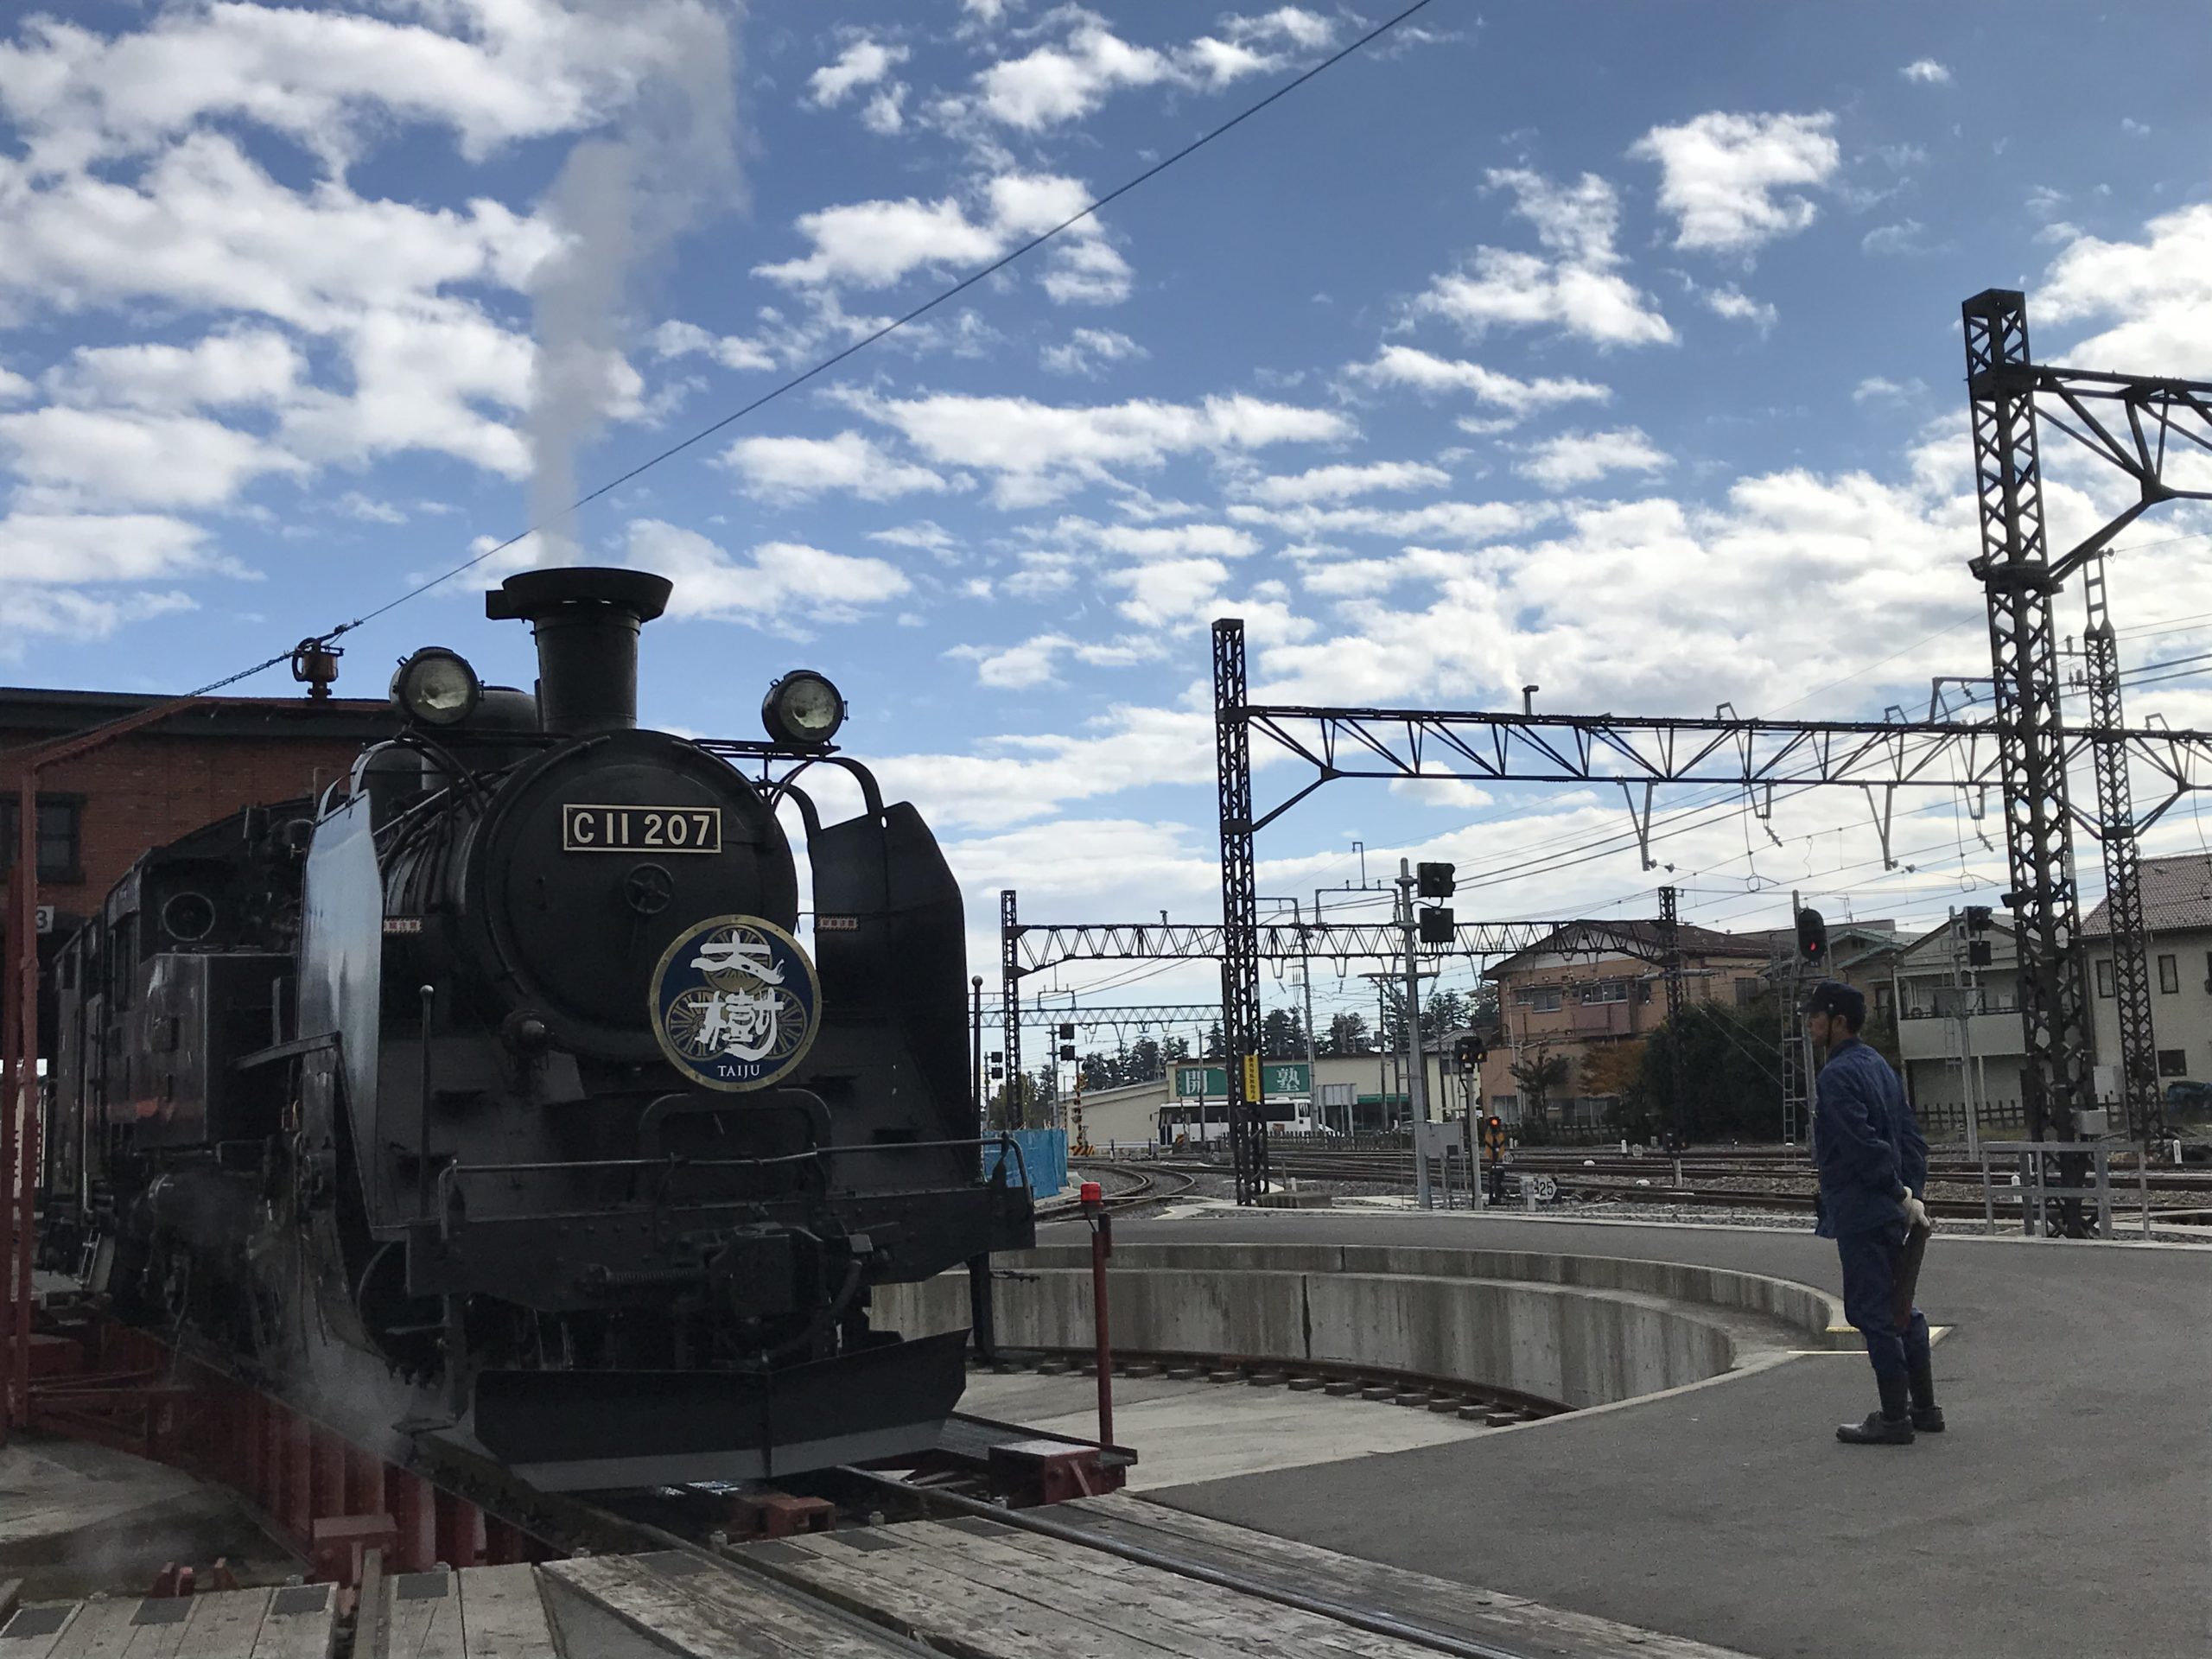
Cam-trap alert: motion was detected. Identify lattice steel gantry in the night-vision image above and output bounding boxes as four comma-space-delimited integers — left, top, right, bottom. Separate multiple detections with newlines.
1211, 619, 1268, 1202
1963, 289, 2212, 1146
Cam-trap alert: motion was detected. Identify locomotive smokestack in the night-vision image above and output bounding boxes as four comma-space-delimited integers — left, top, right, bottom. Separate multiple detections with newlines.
486, 568, 673, 734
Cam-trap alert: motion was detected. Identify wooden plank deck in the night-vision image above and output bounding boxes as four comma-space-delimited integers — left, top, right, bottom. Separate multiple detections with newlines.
1054, 1493, 1757, 1659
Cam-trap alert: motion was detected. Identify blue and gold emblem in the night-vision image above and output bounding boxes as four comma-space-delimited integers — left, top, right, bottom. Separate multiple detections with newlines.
649, 916, 822, 1092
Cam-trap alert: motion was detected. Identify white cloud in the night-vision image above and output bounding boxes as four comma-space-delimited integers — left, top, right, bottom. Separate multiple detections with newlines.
755, 168, 1128, 304
1899, 60, 1952, 84
1701, 285, 1777, 333
1343, 346, 1610, 417
1861, 219, 1929, 257
1052, 518, 1262, 559
1411, 170, 1673, 348
948, 632, 1074, 689
1853, 377, 1926, 404
0, 511, 226, 583
861, 86, 908, 135
651, 318, 777, 372
1250, 465, 1987, 712
1228, 499, 1535, 544
1039, 238, 1135, 306
1630, 111, 1840, 254
757, 195, 1004, 289
807, 38, 909, 107
1518, 428, 1671, 489
1042, 327, 1147, 377
0, 405, 305, 509
868, 520, 963, 557
721, 430, 951, 504
43, 330, 304, 411
972, 9, 1335, 130
0, 132, 556, 331
842, 389, 1351, 506
1240, 461, 1451, 505
951, 635, 1064, 689
0, 583, 195, 657
2040, 203, 2212, 376
0, 1, 732, 170
625, 519, 911, 631
0, 363, 29, 404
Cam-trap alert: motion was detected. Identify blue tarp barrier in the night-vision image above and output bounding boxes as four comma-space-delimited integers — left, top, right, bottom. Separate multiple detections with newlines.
985, 1128, 1068, 1198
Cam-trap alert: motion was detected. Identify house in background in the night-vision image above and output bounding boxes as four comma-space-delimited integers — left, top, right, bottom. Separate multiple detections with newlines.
2084, 852, 2212, 1095
1891, 912, 2025, 1136
1478, 920, 1774, 1126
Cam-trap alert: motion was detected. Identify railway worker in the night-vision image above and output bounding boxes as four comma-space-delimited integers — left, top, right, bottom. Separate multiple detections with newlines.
1804, 980, 1943, 1445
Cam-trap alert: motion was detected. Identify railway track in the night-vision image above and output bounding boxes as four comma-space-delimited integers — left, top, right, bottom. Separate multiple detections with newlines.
1060, 1160, 1200, 1213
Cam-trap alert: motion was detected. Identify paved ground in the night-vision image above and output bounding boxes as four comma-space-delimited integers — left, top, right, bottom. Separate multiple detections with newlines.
1048, 1208, 2210, 1659
960, 1367, 1494, 1491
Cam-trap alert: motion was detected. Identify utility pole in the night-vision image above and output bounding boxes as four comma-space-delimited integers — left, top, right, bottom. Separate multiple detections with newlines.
1943, 910, 1984, 1157
999, 890, 1024, 1131
1361, 970, 1393, 1134
971, 976, 985, 1124
1296, 905, 1319, 1135
1658, 887, 1689, 1144
1398, 860, 1432, 1209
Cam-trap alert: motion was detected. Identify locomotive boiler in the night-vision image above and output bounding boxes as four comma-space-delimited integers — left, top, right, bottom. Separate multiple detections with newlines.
52, 567, 1033, 1489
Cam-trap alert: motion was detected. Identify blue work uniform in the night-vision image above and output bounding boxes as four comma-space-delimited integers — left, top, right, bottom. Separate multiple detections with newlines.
1812, 1037, 1931, 1379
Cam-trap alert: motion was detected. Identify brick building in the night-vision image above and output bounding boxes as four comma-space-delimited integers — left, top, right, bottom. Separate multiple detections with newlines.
1478, 919, 1775, 1125
0, 685, 393, 954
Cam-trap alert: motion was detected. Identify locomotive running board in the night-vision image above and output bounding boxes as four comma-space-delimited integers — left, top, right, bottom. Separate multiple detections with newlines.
458, 1327, 973, 1492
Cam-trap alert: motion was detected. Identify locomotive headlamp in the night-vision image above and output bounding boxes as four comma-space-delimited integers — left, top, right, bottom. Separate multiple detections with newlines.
761, 670, 845, 747
391, 646, 482, 728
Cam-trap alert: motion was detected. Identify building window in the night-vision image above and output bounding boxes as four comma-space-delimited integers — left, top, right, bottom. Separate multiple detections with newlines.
2158, 954, 2180, 995
0, 796, 82, 884
2094, 957, 2114, 998
1733, 976, 1763, 1006
1579, 980, 1627, 1005
1528, 988, 1561, 1014
2158, 1048, 2188, 1077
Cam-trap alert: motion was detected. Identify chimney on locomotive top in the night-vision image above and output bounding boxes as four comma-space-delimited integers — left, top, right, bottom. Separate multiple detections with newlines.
486, 568, 673, 734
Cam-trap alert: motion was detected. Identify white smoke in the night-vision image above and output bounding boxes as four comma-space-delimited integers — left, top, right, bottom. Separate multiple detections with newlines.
530, 1, 745, 563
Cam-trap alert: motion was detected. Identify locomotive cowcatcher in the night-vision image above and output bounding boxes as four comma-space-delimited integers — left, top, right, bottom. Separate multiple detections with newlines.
48, 568, 1033, 1488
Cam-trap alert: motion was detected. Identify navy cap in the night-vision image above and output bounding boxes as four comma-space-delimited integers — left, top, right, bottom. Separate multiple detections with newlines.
1805, 981, 1866, 1023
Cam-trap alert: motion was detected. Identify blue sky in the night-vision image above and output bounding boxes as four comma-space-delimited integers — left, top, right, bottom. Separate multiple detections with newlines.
3, 2, 2210, 1028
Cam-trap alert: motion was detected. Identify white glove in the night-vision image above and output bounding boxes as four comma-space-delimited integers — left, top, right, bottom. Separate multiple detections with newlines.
1901, 1192, 1930, 1233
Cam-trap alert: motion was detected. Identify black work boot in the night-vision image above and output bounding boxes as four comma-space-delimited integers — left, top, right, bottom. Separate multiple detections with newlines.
1836, 1371, 1915, 1445
1907, 1354, 1945, 1433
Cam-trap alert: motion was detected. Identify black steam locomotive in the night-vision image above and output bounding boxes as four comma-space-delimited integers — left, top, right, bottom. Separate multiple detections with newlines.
49, 568, 1032, 1488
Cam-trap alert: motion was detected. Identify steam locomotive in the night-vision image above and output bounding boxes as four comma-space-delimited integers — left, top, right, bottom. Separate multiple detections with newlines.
48, 568, 1033, 1489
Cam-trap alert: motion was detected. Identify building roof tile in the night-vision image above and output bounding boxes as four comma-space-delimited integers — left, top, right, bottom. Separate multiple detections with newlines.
2083, 853, 2212, 936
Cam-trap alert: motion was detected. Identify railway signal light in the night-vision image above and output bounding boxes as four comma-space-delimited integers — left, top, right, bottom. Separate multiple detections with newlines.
1963, 905, 1993, 931
1796, 906, 1828, 967
1453, 1035, 1476, 1073
1416, 861, 1456, 899
1058, 1044, 1077, 1061
1419, 906, 1455, 944
1057, 1022, 1076, 1039
1967, 940, 1993, 967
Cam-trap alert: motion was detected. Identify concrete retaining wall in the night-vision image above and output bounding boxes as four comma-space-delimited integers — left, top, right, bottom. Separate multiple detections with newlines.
879, 1243, 1838, 1412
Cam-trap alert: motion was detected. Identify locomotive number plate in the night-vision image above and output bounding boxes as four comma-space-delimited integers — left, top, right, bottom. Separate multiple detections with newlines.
563, 804, 722, 854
